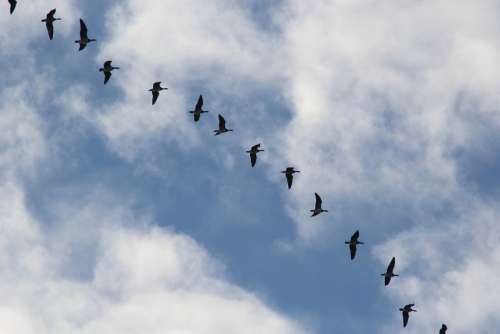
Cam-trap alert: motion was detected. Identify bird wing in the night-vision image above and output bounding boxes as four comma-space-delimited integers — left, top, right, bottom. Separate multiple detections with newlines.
153, 82, 161, 90
104, 60, 112, 68
387, 257, 396, 274
402, 311, 409, 327
46, 21, 54, 40
48, 8, 56, 17
286, 173, 293, 189
314, 193, 322, 209
351, 230, 359, 243
152, 91, 159, 105
251, 144, 261, 151
194, 112, 200, 122
250, 152, 257, 167
349, 243, 357, 260
218, 114, 226, 129
9, 0, 16, 14
80, 19, 88, 39
195, 95, 203, 110
104, 71, 112, 84
384, 275, 391, 286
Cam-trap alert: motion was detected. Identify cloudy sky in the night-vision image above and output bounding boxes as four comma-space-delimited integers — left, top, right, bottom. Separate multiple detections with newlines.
2, 0, 500, 333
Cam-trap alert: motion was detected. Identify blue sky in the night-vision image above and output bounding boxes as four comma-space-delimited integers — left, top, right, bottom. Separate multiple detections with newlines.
2, 1, 500, 333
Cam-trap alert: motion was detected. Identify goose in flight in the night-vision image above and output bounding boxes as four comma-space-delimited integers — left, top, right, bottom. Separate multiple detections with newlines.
246, 144, 264, 167
310, 193, 328, 217
189, 95, 208, 122
345, 230, 364, 260
381, 257, 398, 286
400, 304, 417, 327
149, 82, 167, 105
281, 167, 300, 189
214, 114, 233, 135
75, 19, 96, 51
99, 61, 120, 85
42, 9, 61, 40
8, 0, 16, 14
439, 324, 447, 334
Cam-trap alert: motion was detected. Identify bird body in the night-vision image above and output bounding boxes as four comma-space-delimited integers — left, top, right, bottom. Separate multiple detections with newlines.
345, 230, 364, 260
246, 144, 264, 167
42, 9, 61, 40
310, 192, 328, 216
281, 167, 300, 189
149, 81, 167, 105
214, 114, 233, 135
382, 257, 398, 285
75, 19, 96, 51
189, 95, 208, 121
8, 0, 16, 14
99, 61, 120, 84
399, 304, 417, 327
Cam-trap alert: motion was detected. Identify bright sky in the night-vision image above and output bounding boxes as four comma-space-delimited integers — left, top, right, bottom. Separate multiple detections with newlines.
1, 1, 500, 333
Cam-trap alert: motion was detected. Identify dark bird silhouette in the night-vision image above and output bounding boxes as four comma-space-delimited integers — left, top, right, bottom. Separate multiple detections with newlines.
345, 230, 364, 260
246, 144, 264, 167
399, 304, 417, 327
189, 95, 208, 122
149, 82, 167, 105
281, 167, 300, 189
382, 257, 398, 286
75, 18, 96, 51
8, 0, 16, 14
310, 193, 328, 217
99, 61, 120, 84
214, 114, 233, 135
41, 9, 61, 40
439, 324, 448, 334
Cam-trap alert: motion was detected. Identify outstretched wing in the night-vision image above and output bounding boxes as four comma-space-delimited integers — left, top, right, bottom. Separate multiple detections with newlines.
48, 8, 56, 17
402, 311, 409, 327
9, 0, 16, 14
384, 275, 391, 286
104, 60, 112, 68
250, 152, 257, 167
46, 21, 54, 40
251, 143, 261, 151
195, 95, 203, 110
286, 173, 293, 189
350, 230, 359, 243
314, 193, 322, 210
152, 91, 159, 105
387, 257, 396, 274
80, 19, 88, 39
218, 114, 226, 129
104, 71, 112, 84
349, 243, 357, 260
153, 82, 161, 90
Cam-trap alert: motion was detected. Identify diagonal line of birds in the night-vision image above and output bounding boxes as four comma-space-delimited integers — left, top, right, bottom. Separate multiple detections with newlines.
7, 3, 450, 333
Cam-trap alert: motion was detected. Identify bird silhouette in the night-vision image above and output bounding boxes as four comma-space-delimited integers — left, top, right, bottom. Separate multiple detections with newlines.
399, 304, 417, 327
214, 114, 233, 135
381, 257, 398, 286
345, 230, 364, 260
75, 19, 96, 51
189, 95, 208, 122
8, 0, 16, 14
41, 9, 61, 40
439, 324, 447, 334
281, 167, 300, 189
149, 82, 167, 105
246, 144, 264, 167
310, 193, 328, 217
99, 61, 120, 84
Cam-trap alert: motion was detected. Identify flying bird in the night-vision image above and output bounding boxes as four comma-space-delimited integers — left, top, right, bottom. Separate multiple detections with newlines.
246, 144, 264, 167
99, 61, 120, 84
281, 167, 300, 189
399, 304, 417, 327
75, 18, 96, 51
381, 257, 398, 286
8, 0, 16, 14
214, 114, 233, 135
41, 9, 61, 40
189, 95, 208, 122
345, 230, 364, 260
310, 193, 328, 217
149, 82, 167, 105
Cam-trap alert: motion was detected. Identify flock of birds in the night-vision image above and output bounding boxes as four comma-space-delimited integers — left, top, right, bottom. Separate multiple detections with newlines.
7, 2, 452, 332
